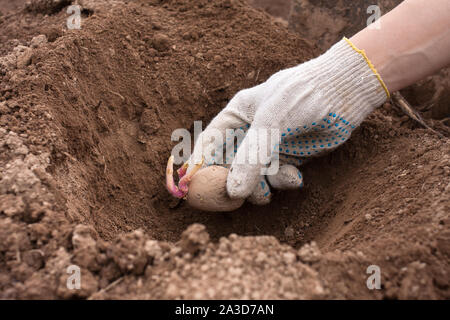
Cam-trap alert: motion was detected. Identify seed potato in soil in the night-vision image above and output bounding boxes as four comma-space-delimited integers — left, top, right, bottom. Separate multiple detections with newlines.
0, 0, 449, 299
186, 166, 245, 212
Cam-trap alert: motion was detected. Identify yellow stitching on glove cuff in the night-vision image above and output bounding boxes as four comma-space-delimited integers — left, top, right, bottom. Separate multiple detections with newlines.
343, 37, 390, 99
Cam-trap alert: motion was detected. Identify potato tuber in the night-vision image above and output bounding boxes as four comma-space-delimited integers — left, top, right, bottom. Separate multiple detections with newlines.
186, 166, 245, 212
166, 156, 244, 212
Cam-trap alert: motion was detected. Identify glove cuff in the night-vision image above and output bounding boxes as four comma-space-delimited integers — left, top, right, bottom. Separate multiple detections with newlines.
308, 38, 390, 127
343, 37, 390, 99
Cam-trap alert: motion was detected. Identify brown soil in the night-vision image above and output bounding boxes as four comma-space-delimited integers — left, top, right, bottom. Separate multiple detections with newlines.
0, 0, 449, 299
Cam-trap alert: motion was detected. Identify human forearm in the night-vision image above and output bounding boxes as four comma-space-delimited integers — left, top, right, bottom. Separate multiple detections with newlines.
351, 0, 450, 92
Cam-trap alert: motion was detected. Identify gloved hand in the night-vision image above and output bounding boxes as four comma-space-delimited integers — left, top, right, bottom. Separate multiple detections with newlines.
187, 38, 389, 204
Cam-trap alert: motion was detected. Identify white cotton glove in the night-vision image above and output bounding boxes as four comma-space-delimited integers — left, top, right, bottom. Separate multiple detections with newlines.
188, 38, 389, 204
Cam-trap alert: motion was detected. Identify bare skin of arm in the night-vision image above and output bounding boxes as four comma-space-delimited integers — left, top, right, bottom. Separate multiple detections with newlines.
351, 0, 450, 93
